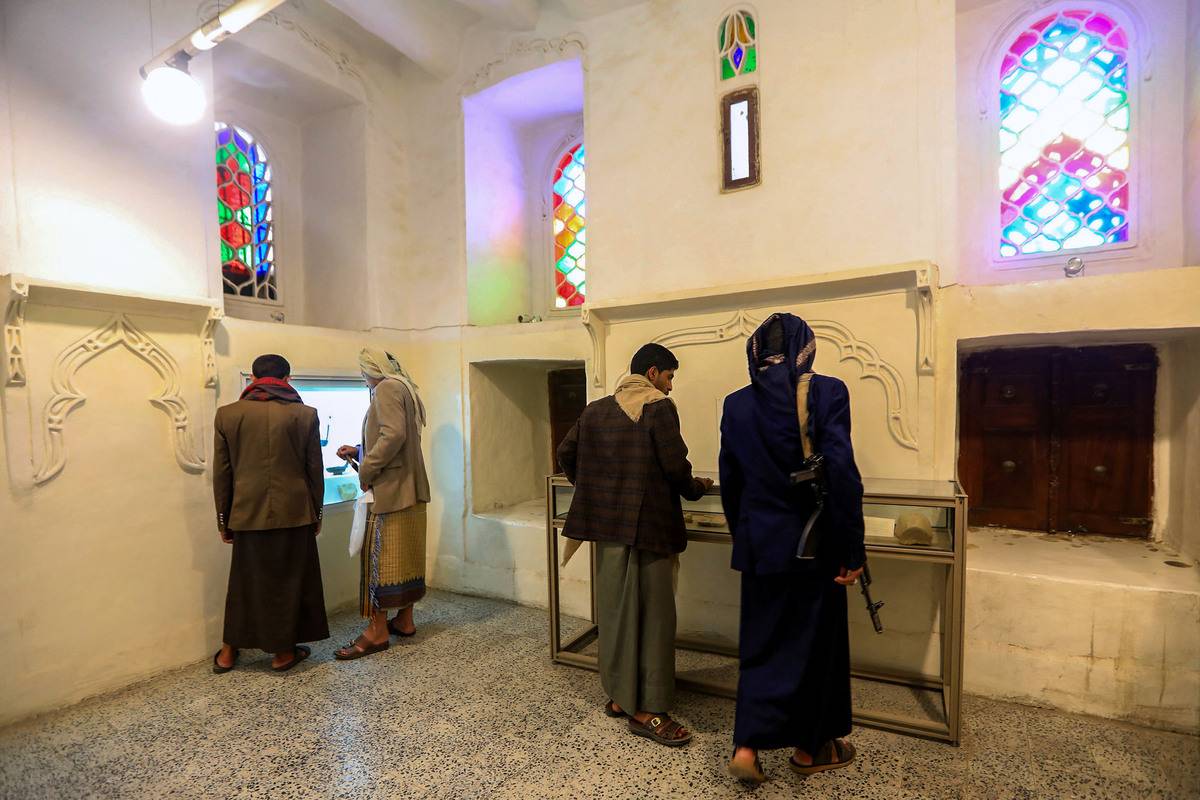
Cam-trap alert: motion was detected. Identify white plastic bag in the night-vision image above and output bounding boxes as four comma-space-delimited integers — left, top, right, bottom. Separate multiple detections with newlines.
349, 489, 374, 557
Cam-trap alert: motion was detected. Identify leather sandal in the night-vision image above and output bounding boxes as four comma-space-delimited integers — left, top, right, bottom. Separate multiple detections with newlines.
387, 616, 416, 638
789, 739, 856, 775
212, 649, 238, 674
604, 699, 626, 718
271, 645, 311, 672
628, 714, 692, 747
335, 635, 389, 660
728, 749, 767, 784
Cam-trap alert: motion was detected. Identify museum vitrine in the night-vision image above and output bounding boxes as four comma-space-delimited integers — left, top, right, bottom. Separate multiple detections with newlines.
545, 473, 967, 744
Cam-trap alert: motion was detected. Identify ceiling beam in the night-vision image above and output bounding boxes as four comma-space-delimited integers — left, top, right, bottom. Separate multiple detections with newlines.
324, 0, 476, 78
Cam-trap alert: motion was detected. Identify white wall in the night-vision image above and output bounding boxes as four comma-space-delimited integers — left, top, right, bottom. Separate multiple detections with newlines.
1186, 0, 1200, 265
1165, 336, 1200, 560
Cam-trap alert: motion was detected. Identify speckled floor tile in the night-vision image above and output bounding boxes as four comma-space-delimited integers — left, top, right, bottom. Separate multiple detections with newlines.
0, 589, 1196, 800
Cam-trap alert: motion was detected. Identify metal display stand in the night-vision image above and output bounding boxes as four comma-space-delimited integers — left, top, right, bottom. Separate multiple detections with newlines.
545, 474, 967, 745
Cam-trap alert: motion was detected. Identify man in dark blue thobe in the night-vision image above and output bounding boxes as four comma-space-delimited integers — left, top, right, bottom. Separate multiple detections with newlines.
718, 313, 866, 782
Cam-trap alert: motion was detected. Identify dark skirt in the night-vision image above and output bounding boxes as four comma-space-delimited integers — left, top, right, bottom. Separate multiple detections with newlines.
733, 569, 852, 753
223, 525, 330, 653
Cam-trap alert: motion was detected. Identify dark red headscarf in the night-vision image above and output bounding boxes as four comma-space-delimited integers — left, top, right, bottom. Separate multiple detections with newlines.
241, 376, 303, 403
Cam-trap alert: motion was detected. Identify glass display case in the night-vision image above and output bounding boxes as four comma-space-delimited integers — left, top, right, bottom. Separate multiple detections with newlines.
243, 374, 372, 505
545, 473, 967, 744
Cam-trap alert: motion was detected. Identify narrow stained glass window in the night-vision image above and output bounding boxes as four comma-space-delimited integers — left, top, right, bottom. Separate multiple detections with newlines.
216, 122, 276, 300
718, 10, 757, 80
552, 143, 586, 309
999, 9, 1130, 258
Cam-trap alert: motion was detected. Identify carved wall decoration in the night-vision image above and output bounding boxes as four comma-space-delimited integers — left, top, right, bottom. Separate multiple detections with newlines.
580, 308, 607, 390
3, 275, 29, 387
201, 307, 224, 389
613, 310, 919, 451
464, 34, 588, 94
34, 314, 206, 484
915, 267, 935, 375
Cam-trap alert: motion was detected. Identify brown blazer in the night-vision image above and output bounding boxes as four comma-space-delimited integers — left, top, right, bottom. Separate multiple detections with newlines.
557, 396, 707, 556
213, 399, 325, 532
359, 379, 430, 515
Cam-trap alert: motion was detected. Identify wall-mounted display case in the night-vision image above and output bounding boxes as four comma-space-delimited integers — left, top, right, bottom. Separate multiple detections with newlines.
545, 473, 967, 744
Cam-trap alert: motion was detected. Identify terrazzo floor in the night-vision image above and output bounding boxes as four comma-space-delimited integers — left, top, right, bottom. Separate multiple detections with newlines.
1, 590, 1196, 799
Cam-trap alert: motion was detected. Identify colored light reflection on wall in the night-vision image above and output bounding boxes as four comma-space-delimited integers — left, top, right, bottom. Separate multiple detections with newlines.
999, 10, 1130, 258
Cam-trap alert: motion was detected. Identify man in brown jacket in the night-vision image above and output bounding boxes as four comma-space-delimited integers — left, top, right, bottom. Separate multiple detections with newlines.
557, 343, 712, 747
212, 354, 329, 673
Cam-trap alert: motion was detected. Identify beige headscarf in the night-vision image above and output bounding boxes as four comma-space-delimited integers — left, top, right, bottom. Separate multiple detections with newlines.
358, 348, 427, 428
613, 374, 669, 422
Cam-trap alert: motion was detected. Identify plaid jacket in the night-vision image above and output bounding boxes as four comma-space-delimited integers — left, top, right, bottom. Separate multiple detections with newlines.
557, 396, 707, 555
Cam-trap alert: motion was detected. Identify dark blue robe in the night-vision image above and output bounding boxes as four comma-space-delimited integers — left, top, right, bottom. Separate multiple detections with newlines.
718, 313, 865, 752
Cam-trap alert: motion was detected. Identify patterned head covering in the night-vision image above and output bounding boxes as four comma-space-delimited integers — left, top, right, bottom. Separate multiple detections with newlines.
747, 313, 816, 384
358, 348, 427, 428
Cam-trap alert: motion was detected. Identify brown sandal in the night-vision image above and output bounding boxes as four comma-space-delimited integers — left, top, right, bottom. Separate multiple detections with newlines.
604, 700, 626, 718
628, 714, 692, 747
334, 636, 389, 660
271, 645, 311, 672
789, 739, 856, 775
387, 617, 416, 638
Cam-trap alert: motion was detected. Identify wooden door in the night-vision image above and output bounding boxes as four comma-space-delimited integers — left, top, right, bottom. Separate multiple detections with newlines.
548, 368, 587, 468
1054, 345, 1155, 535
957, 344, 1155, 536
958, 348, 1054, 530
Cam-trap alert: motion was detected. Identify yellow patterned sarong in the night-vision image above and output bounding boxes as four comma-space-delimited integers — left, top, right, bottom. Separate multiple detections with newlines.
359, 504, 427, 617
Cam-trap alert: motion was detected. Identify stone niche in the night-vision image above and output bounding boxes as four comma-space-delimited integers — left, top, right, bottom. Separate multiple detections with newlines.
468, 359, 586, 513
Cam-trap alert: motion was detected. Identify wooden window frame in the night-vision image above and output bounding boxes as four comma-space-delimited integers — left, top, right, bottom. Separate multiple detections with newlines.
720, 87, 760, 192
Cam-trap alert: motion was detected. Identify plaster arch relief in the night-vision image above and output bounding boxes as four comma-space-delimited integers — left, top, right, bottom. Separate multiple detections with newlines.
464, 34, 588, 95
34, 315, 206, 485
613, 310, 918, 452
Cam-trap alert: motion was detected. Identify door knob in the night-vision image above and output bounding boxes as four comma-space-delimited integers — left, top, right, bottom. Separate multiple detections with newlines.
1093, 465, 1108, 476
1001, 460, 1017, 473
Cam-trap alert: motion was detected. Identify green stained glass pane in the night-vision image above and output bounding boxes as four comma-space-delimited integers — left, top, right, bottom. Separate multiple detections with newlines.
745, 14, 756, 39
235, 207, 252, 227
217, 200, 232, 224
221, 242, 234, 262
722, 58, 736, 80
239, 245, 253, 266
718, 19, 726, 49
235, 151, 250, 173
216, 145, 234, 165
743, 47, 757, 74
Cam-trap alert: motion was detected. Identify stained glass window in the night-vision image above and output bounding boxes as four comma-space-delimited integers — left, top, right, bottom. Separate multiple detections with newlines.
718, 10, 757, 80
552, 143, 586, 309
999, 10, 1130, 258
216, 122, 276, 300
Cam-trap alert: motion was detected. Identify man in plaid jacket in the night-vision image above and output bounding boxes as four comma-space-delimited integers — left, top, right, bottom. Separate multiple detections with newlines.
557, 343, 712, 747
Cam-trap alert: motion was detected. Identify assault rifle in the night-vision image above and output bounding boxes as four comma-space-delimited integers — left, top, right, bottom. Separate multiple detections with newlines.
860, 561, 885, 634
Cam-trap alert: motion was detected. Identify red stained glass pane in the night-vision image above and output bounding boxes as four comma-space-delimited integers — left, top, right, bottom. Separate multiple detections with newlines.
219, 184, 250, 210
221, 222, 251, 248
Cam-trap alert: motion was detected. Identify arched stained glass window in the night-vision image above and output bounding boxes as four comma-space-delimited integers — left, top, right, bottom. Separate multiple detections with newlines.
552, 143, 586, 309
718, 9, 757, 80
216, 122, 276, 300
999, 9, 1130, 258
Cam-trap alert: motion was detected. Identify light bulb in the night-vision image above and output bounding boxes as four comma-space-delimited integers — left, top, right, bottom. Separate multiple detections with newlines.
141, 65, 205, 125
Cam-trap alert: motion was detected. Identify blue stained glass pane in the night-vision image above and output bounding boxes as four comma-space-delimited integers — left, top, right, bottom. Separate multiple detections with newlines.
554, 177, 572, 195
233, 131, 250, 153
1000, 92, 1019, 117
254, 223, 270, 244
253, 161, 267, 181
256, 261, 272, 277
1091, 49, 1120, 73
1043, 22, 1079, 45
733, 46, 743, 68
254, 184, 270, 203
1086, 207, 1123, 234
1021, 45, 1059, 71
1107, 64, 1128, 89
1042, 174, 1082, 202
217, 128, 232, 146
256, 243, 271, 262
254, 203, 269, 224
1066, 189, 1104, 216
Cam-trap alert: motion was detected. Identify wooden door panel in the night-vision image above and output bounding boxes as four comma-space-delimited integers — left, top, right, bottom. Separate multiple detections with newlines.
548, 368, 587, 468
1056, 345, 1155, 535
959, 349, 1052, 530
